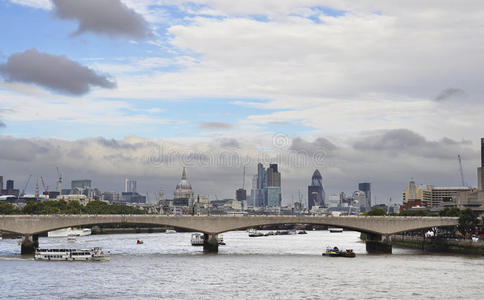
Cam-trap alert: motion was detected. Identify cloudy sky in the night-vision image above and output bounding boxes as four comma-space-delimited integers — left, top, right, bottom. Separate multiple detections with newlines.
0, 0, 482, 204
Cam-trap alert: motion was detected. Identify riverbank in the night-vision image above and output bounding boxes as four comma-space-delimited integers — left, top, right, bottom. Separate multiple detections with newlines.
392, 235, 484, 255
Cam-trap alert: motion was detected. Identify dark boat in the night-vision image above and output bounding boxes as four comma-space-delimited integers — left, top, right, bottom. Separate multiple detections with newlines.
322, 247, 355, 257
137, 240, 144, 244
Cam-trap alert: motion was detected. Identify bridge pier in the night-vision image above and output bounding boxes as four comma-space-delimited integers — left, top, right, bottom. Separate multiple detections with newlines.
21, 234, 39, 255
203, 233, 219, 253
365, 233, 392, 254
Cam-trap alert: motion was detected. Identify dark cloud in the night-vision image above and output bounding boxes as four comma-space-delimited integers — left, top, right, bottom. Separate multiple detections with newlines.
0, 138, 51, 162
198, 122, 233, 130
0, 121, 5, 128
218, 138, 240, 148
0, 49, 116, 95
290, 137, 338, 155
52, 0, 152, 39
435, 88, 467, 101
353, 129, 474, 159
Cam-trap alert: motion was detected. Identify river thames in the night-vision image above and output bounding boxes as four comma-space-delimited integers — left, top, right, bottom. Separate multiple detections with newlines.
1, 231, 483, 299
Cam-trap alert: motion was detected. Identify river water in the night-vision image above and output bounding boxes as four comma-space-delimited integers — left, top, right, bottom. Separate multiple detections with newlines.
1, 230, 483, 299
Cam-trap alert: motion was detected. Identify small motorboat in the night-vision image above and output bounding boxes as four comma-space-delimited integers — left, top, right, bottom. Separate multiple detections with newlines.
136, 240, 144, 244
217, 235, 226, 245
322, 246, 355, 258
297, 230, 307, 235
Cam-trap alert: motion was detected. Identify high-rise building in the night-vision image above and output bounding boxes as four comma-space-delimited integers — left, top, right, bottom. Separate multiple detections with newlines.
6, 180, 14, 191
71, 179, 92, 190
358, 183, 371, 208
249, 175, 258, 207
236, 188, 247, 202
0, 176, 3, 196
255, 163, 266, 207
308, 169, 325, 210
265, 164, 281, 207
124, 178, 137, 193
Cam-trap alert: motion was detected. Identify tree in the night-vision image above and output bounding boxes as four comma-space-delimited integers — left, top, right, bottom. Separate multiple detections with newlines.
0, 202, 16, 214
363, 208, 387, 216
439, 207, 461, 217
458, 208, 478, 234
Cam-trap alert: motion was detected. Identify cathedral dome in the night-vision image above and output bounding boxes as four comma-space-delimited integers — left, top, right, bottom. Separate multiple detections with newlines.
174, 167, 194, 200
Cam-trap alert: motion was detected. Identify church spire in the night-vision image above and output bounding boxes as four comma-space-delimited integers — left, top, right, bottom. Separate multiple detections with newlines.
182, 167, 187, 180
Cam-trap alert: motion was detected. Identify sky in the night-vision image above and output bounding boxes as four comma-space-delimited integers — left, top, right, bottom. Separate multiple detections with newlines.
0, 0, 483, 204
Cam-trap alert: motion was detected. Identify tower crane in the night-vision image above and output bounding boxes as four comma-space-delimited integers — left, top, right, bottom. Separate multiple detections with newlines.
40, 176, 49, 196
457, 154, 466, 187
20, 174, 32, 197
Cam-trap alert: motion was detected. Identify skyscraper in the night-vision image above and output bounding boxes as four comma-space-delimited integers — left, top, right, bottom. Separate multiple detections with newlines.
308, 169, 325, 210
358, 182, 371, 208
124, 178, 137, 193
255, 163, 266, 207
0, 176, 3, 196
265, 164, 281, 207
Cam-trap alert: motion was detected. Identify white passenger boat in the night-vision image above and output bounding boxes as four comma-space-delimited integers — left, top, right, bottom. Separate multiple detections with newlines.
48, 227, 91, 238
329, 227, 343, 233
165, 229, 176, 234
191, 233, 204, 246
35, 247, 110, 261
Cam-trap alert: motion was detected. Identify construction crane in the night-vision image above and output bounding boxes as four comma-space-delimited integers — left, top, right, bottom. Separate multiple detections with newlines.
20, 174, 32, 197
56, 167, 62, 193
40, 176, 49, 196
457, 154, 466, 187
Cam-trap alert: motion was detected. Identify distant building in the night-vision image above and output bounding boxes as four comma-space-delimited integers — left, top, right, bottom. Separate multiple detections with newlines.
402, 180, 471, 209
308, 169, 325, 210
103, 191, 121, 203
122, 192, 146, 204
255, 163, 266, 207
265, 164, 281, 207
173, 167, 194, 207
0, 176, 3, 196
1, 179, 19, 197
358, 183, 371, 208
236, 188, 247, 202
249, 175, 258, 207
71, 179, 92, 190
124, 179, 137, 193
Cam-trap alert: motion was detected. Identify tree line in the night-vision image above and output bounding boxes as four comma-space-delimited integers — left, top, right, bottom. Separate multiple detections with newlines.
0, 200, 147, 215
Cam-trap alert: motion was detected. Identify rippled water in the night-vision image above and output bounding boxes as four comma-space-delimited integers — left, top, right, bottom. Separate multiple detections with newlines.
1, 231, 483, 299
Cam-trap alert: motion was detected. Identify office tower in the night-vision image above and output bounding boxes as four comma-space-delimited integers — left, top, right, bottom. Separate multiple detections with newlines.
0, 176, 3, 195
358, 182, 371, 208
265, 164, 281, 207
308, 169, 325, 210
124, 178, 137, 193
236, 188, 247, 202
256, 163, 266, 207
71, 179, 92, 190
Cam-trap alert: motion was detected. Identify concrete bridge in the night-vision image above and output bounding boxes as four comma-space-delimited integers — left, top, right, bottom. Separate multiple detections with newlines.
0, 215, 459, 254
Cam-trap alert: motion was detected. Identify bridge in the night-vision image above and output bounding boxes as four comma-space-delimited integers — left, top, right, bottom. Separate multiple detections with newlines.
0, 215, 459, 254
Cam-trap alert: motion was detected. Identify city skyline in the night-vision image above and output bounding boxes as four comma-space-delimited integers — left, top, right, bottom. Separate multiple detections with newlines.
0, 1, 483, 203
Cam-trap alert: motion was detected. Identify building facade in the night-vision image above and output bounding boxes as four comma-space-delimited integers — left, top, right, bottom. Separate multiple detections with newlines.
358, 182, 371, 209
124, 179, 137, 193
173, 167, 194, 207
308, 169, 325, 210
